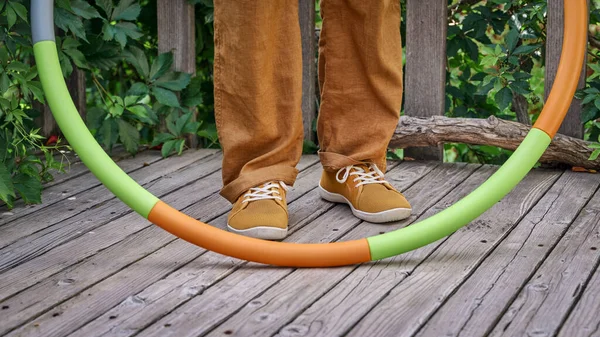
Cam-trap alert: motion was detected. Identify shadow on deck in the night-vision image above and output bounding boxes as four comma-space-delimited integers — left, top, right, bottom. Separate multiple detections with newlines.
1, 149, 599, 337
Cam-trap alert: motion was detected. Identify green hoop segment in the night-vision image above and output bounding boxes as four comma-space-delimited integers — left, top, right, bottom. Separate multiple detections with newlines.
31, 0, 588, 267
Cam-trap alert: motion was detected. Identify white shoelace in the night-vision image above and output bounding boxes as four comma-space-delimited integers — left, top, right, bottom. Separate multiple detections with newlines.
242, 181, 289, 203
336, 163, 388, 187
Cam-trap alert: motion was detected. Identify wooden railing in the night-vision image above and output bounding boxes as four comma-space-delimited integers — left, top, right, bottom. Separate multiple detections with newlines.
42, 0, 589, 161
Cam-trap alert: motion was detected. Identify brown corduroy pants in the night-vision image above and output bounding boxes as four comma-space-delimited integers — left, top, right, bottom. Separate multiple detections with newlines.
214, 0, 403, 203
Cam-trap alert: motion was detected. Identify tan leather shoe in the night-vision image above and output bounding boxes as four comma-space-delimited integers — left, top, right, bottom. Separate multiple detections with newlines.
319, 164, 411, 223
227, 181, 289, 240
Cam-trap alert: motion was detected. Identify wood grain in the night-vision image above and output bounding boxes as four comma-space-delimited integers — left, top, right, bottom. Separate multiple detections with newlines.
403, 0, 448, 160
157, 0, 197, 148
131, 162, 445, 337
558, 264, 600, 337
2, 157, 321, 337
299, 0, 317, 143
489, 188, 600, 337
207, 164, 476, 337
416, 171, 600, 337
0, 150, 164, 226
391, 115, 600, 169
347, 169, 564, 337
273, 164, 493, 337
66, 159, 383, 337
0, 152, 221, 271
0, 156, 316, 303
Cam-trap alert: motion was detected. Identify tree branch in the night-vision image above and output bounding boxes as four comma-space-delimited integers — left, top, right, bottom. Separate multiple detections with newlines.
392, 115, 600, 169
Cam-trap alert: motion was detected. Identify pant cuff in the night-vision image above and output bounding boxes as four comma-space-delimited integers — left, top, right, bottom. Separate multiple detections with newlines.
318, 151, 388, 172
220, 165, 299, 203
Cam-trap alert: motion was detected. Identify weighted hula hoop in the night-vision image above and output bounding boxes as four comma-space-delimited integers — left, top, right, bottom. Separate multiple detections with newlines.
31, 0, 588, 267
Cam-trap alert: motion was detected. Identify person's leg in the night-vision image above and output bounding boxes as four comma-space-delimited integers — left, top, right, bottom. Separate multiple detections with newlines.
214, 0, 303, 204
317, 0, 403, 172
213, 1, 303, 239
317, 0, 411, 223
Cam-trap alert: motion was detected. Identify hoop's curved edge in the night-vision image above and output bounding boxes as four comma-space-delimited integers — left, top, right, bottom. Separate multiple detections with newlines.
533, 0, 589, 137
32, 0, 587, 267
33, 41, 160, 218
148, 201, 372, 267
368, 128, 551, 260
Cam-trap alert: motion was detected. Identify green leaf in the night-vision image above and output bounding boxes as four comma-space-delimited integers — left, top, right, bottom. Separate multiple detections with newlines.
464, 38, 479, 62
151, 133, 176, 147
0, 162, 16, 205
61, 38, 88, 69
505, 28, 519, 52
127, 104, 156, 124
7, 61, 28, 73
100, 118, 119, 151
151, 87, 180, 107
161, 139, 179, 157
124, 47, 150, 78
6, 6, 17, 29
512, 44, 540, 55
0, 73, 9, 93
149, 53, 174, 80
87, 107, 107, 131
581, 104, 599, 123
13, 173, 43, 205
595, 98, 600, 111
96, 0, 114, 17
54, 8, 87, 41
182, 76, 204, 107
71, 0, 101, 19
9, 2, 28, 23
155, 72, 191, 91
589, 149, 600, 161
175, 139, 186, 155
127, 82, 149, 96
582, 94, 596, 106
495, 87, 513, 111
112, 0, 141, 20
197, 124, 219, 145
117, 119, 140, 154
175, 112, 193, 135
509, 81, 530, 95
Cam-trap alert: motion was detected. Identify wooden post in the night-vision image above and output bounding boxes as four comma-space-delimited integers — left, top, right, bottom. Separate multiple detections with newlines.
404, 0, 448, 161
545, 0, 588, 139
299, 0, 317, 143
157, 0, 198, 148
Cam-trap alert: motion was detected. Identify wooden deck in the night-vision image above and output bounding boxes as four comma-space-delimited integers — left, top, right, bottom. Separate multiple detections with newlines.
1, 149, 600, 337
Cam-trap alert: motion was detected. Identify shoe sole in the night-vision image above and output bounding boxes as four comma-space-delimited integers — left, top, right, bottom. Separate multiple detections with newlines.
227, 224, 288, 240
318, 185, 412, 223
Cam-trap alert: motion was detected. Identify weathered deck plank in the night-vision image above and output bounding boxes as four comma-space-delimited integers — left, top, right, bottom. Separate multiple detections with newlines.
0, 151, 221, 273
136, 163, 475, 337
0, 149, 162, 226
1, 154, 596, 337
203, 163, 479, 337
60, 160, 400, 337
558, 263, 600, 337
415, 171, 600, 337
488, 185, 600, 337
0, 149, 214, 251
347, 169, 569, 337
271, 166, 557, 337
1, 156, 321, 337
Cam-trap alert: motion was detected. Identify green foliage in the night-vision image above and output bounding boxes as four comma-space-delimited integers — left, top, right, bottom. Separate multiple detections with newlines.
0, 0, 215, 208
0, 0, 72, 208
441, 0, 600, 164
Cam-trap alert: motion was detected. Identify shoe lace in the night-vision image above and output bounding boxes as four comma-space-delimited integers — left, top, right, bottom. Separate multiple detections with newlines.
242, 181, 289, 203
336, 163, 388, 187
